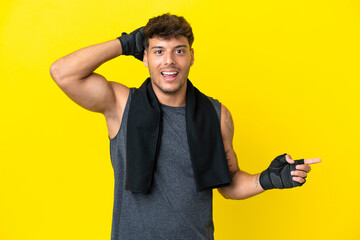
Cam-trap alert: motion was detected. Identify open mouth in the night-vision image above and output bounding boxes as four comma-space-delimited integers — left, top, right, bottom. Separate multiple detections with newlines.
161, 71, 179, 80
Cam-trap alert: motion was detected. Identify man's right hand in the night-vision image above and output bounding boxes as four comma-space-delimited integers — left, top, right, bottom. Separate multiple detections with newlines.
117, 27, 145, 61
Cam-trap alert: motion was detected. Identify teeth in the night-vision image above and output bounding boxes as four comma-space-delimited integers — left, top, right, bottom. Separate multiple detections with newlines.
162, 72, 178, 75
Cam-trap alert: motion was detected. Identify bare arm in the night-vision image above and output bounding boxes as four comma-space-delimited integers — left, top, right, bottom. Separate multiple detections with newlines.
217, 105, 264, 200
217, 105, 321, 199
49, 39, 129, 117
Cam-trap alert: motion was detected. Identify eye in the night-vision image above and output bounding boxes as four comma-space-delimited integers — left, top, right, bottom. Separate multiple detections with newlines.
155, 50, 163, 54
175, 49, 185, 54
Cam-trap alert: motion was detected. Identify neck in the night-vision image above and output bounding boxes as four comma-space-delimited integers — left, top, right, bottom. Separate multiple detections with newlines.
151, 82, 187, 107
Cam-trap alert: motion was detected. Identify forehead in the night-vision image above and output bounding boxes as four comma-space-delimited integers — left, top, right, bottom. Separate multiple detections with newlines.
148, 36, 190, 49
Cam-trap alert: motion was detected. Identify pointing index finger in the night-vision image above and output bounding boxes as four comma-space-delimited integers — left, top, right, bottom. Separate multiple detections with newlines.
303, 158, 322, 165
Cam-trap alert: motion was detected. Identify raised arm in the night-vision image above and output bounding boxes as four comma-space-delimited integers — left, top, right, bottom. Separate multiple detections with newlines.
49, 27, 144, 117
50, 39, 126, 115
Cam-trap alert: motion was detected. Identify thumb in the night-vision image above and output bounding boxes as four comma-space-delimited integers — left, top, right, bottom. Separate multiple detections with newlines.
286, 154, 295, 164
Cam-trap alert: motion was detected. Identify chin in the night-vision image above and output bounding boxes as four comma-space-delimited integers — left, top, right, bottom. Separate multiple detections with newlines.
159, 82, 185, 95
159, 86, 182, 95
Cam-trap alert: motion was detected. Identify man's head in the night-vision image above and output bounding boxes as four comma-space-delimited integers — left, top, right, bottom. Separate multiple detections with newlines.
142, 13, 195, 99
143, 13, 194, 50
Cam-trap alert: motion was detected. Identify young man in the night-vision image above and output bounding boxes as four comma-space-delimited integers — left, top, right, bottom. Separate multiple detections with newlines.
50, 13, 321, 240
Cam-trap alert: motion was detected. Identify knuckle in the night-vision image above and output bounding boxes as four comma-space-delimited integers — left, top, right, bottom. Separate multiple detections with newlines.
292, 177, 300, 182
293, 176, 305, 184
298, 177, 305, 184
296, 165, 304, 170
292, 170, 306, 178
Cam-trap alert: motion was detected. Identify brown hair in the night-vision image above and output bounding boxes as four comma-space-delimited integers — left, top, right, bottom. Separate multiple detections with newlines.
143, 13, 194, 50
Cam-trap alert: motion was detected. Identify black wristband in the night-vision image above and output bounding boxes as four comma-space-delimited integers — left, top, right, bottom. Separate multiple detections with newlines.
260, 154, 305, 190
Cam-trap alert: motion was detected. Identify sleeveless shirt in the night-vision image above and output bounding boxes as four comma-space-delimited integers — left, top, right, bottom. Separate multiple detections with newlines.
109, 88, 222, 240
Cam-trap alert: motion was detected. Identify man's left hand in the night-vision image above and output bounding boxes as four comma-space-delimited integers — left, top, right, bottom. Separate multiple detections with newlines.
285, 154, 322, 184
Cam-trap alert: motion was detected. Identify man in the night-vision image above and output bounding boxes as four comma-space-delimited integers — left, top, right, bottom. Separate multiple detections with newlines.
50, 13, 321, 240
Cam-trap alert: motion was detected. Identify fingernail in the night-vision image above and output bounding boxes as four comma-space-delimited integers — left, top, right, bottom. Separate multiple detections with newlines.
291, 171, 294, 175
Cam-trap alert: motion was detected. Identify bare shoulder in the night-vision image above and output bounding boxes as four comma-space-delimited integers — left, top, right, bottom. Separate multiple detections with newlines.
221, 104, 235, 144
220, 104, 240, 178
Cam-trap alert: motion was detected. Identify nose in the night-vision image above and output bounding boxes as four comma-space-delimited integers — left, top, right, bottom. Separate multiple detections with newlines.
163, 51, 175, 65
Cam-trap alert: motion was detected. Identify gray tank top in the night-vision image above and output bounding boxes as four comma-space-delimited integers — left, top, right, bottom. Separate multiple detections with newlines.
109, 88, 222, 240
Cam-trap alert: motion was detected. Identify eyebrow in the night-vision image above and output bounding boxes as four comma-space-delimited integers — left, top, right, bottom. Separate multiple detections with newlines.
151, 45, 188, 49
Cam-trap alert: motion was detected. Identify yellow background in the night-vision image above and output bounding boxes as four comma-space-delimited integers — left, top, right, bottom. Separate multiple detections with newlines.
1, 0, 359, 239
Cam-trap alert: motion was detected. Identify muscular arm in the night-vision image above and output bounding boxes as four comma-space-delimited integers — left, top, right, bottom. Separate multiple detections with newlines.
217, 105, 265, 200
49, 39, 129, 117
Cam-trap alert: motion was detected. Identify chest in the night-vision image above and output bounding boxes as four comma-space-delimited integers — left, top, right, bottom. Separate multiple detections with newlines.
154, 107, 195, 185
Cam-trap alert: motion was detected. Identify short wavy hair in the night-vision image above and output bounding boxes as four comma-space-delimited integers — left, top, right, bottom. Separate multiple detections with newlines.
143, 13, 194, 50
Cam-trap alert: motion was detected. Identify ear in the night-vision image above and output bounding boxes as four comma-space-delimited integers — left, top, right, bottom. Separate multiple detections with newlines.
190, 48, 194, 66
143, 50, 148, 67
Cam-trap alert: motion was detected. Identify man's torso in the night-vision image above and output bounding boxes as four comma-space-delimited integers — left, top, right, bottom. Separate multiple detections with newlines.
109, 88, 221, 240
